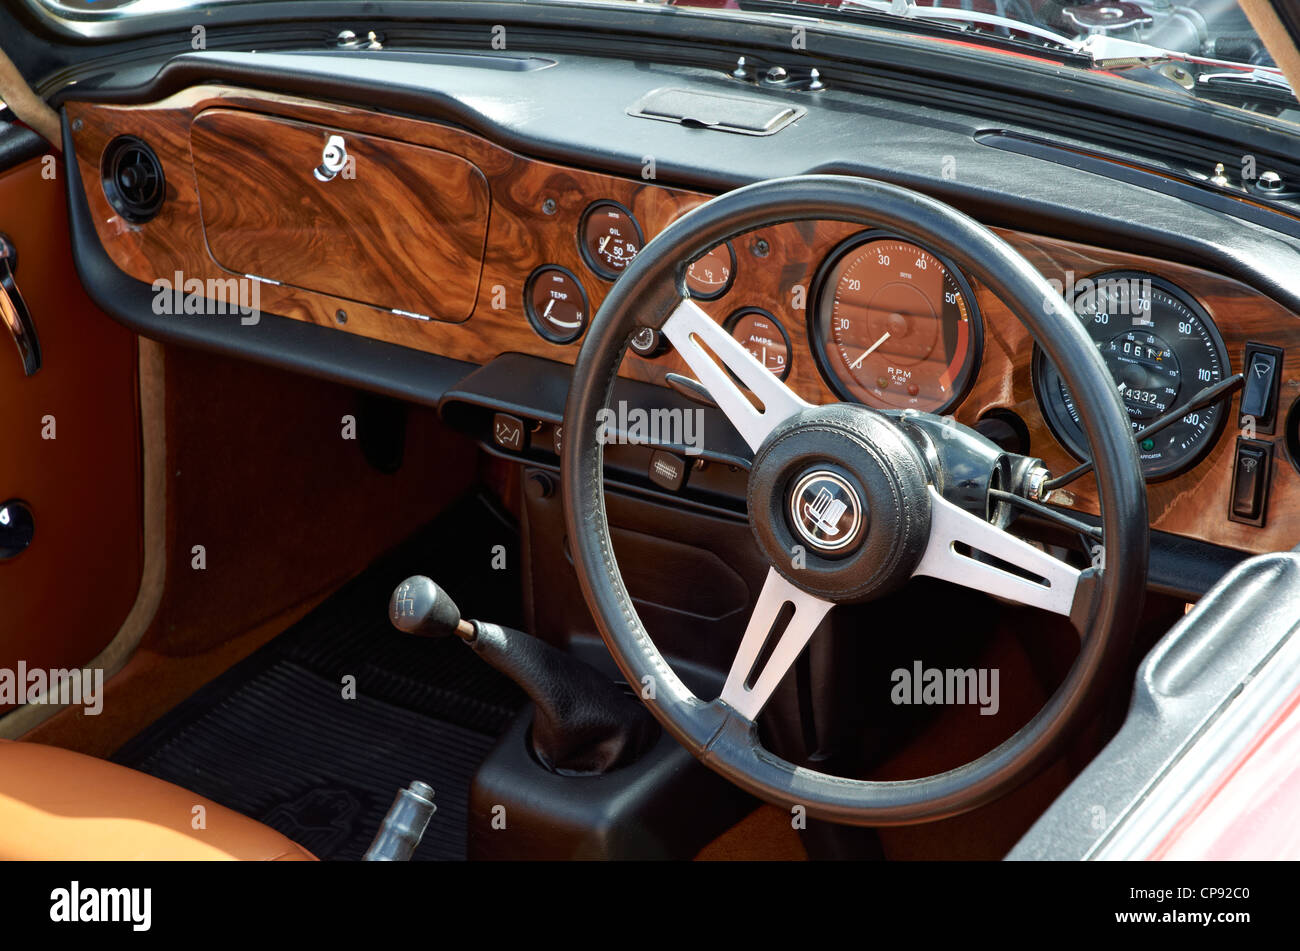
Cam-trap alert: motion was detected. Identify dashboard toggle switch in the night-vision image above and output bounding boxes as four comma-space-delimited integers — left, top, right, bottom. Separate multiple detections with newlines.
492, 413, 525, 452
648, 450, 688, 492
1239, 343, 1282, 434
1228, 437, 1272, 526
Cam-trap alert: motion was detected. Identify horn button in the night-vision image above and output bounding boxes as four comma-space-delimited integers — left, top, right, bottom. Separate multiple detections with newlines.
788, 468, 866, 555
748, 404, 934, 603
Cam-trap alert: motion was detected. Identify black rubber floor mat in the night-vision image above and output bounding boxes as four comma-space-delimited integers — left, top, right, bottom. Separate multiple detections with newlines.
113, 493, 527, 860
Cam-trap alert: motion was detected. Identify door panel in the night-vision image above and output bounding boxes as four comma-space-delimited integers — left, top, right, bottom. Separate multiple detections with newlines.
0, 153, 143, 713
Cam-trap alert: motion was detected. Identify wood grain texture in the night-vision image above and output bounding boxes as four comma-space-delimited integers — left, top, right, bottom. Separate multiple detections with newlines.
190, 109, 490, 321
65, 87, 1300, 556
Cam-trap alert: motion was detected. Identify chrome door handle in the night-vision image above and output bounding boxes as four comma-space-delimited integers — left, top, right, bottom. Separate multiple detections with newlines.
0, 234, 40, 376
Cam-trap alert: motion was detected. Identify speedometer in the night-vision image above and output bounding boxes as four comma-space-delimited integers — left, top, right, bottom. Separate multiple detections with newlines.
809, 233, 982, 413
1033, 271, 1230, 481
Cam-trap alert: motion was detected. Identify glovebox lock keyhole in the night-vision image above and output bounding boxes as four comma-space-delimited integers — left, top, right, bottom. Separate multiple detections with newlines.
314, 135, 349, 182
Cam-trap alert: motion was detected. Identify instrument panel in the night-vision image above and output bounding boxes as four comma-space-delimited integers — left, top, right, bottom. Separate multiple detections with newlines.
529, 197, 1239, 485
63, 85, 1300, 556
556, 195, 1239, 485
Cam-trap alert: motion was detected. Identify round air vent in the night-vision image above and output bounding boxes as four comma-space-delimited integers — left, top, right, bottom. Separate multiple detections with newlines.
101, 136, 166, 223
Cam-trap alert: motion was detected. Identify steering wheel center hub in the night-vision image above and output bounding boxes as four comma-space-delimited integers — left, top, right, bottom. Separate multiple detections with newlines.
788, 468, 867, 555
748, 404, 933, 603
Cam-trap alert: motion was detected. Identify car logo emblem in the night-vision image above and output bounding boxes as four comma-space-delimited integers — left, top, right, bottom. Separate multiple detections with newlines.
789, 470, 864, 553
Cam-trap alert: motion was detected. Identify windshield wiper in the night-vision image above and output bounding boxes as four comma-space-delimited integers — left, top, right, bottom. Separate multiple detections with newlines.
840, 0, 1081, 52
738, 0, 1094, 64
1080, 33, 1293, 101
1196, 68, 1295, 105
1077, 33, 1286, 78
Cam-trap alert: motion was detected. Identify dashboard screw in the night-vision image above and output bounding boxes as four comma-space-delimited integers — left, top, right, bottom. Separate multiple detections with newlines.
71, 118, 83, 132
542, 198, 557, 215
335, 309, 348, 324
751, 238, 770, 258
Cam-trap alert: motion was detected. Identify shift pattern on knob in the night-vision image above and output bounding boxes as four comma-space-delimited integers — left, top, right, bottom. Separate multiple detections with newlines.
388, 575, 472, 639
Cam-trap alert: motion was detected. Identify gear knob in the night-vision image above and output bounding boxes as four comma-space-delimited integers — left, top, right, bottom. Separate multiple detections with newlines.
387, 575, 658, 774
388, 576, 474, 639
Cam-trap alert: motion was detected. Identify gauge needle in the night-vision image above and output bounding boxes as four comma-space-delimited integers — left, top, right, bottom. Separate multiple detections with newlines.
598, 236, 611, 254
850, 332, 891, 370
543, 299, 556, 320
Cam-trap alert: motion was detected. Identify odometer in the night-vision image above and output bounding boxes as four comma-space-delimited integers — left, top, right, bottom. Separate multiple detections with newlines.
1033, 272, 1230, 481
810, 233, 982, 413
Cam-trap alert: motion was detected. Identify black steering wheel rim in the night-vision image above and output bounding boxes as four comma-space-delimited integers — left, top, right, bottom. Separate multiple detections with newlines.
561, 175, 1148, 826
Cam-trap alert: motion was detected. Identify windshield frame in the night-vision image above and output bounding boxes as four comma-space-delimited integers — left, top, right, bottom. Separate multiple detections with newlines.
9, 0, 1300, 144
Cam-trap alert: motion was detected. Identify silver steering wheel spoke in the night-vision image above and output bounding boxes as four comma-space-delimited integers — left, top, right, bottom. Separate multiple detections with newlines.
660, 298, 812, 453
913, 487, 1083, 617
719, 566, 835, 721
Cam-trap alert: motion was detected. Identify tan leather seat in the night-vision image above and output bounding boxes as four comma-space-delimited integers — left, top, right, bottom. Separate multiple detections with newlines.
0, 741, 315, 860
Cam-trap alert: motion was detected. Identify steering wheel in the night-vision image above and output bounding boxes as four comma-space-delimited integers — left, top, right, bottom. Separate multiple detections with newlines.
561, 176, 1148, 825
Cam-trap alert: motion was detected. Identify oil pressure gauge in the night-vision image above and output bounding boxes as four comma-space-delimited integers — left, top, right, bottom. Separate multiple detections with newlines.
580, 200, 643, 280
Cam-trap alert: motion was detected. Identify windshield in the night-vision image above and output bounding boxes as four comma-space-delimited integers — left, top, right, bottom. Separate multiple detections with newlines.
724, 0, 1299, 119
24, 0, 1300, 122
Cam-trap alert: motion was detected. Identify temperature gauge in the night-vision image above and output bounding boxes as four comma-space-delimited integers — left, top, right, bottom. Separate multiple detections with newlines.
526, 265, 589, 344
726, 308, 791, 380
580, 201, 643, 280
686, 242, 736, 300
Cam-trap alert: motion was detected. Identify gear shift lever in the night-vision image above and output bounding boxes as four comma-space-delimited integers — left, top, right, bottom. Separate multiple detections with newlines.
390, 576, 475, 639
389, 576, 658, 775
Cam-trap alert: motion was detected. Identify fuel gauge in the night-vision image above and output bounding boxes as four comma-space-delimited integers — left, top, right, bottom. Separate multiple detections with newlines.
686, 242, 736, 300
580, 201, 643, 280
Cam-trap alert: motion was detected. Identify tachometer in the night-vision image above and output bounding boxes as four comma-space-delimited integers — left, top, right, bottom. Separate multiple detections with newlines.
810, 233, 982, 413
1033, 271, 1230, 481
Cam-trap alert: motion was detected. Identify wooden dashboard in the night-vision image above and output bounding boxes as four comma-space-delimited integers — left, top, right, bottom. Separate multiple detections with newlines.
65, 85, 1300, 555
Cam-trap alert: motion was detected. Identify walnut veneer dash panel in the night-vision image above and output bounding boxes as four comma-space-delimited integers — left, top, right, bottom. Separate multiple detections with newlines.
65, 86, 1300, 556
191, 109, 490, 321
